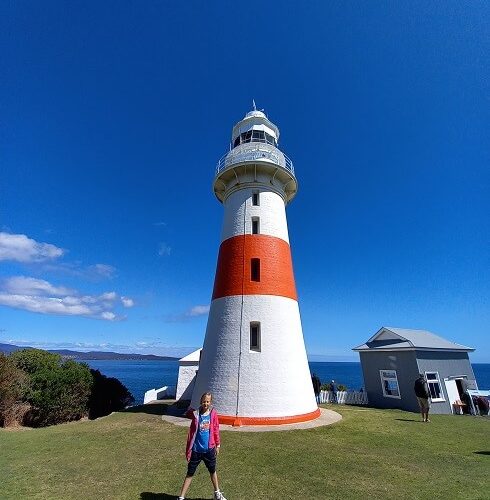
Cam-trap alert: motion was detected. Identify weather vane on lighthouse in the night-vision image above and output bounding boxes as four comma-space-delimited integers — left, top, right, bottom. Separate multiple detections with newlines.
190, 106, 320, 426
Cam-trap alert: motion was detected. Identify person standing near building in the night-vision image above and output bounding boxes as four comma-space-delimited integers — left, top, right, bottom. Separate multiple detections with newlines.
178, 392, 227, 500
311, 374, 321, 404
414, 374, 431, 422
329, 380, 338, 404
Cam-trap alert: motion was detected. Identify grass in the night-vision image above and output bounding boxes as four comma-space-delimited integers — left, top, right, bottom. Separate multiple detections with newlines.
0, 404, 488, 500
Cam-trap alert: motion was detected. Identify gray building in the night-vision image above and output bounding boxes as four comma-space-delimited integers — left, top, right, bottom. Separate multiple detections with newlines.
353, 327, 476, 414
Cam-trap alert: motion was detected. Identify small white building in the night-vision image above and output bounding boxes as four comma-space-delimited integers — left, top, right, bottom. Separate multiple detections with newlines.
176, 348, 201, 401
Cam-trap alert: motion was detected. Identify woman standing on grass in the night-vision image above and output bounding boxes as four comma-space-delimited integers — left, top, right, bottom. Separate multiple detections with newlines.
178, 392, 227, 500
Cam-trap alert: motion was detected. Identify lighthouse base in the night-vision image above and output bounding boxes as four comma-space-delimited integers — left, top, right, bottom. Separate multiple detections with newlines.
217, 407, 321, 427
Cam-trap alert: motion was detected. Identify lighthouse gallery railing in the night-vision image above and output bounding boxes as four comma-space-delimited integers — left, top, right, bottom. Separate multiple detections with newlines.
216, 143, 294, 175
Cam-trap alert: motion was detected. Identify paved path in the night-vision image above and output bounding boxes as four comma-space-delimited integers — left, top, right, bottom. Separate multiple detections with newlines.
161, 407, 341, 432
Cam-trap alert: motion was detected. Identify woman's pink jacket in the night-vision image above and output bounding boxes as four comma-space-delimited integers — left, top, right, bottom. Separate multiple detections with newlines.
185, 407, 220, 461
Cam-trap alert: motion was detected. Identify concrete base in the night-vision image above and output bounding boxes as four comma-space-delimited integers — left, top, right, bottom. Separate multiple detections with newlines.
160, 407, 341, 432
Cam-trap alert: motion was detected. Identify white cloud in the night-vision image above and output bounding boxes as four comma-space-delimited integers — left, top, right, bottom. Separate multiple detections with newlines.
121, 296, 134, 308
163, 304, 210, 322
3, 276, 74, 296
41, 262, 117, 280
188, 305, 210, 316
0, 276, 133, 321
0, 232, 64, 263
0, 294, 94, 317
100, 311, 117, 321
158, 242, 171, 256
88, 264, 117, 279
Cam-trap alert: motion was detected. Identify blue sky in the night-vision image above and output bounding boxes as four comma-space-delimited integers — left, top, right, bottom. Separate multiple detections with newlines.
1, 2, 488, 361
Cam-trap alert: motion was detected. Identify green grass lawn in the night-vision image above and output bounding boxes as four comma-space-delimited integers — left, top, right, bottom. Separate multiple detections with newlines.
1, 404, 488, 500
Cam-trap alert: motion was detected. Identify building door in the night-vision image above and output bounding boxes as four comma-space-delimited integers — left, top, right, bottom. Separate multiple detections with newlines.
444, 378, 460, 413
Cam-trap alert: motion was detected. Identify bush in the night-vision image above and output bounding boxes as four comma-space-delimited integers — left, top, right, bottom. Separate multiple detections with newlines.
88, 369, 134, 419
320, 382, 348, 391
0, 353, 30, 427
10, 349, 93, 427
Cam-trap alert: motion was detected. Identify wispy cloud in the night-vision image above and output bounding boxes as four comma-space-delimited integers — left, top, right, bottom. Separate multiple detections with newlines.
163, 304, 209, 323
0, 232, 64, 263
0, 276, 133, 321
121, 296, 134, 308
158, 242, 171, 256
153, 222, 167, 227
187, 305, 210, 316
0, 232, 117, 282
41, 262, 117, 281
3, 275, 74, 296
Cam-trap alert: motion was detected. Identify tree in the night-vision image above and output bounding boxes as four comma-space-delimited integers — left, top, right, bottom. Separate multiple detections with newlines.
10, 349, 93, 427
0, 353, 30, 427
88, 369, 134, 419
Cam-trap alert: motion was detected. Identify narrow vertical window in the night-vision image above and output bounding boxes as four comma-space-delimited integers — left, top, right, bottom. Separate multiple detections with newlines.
251, 258, 260, 282
252, 217, 260, 235
252, 191, 260, 206
250, 322, 261, 352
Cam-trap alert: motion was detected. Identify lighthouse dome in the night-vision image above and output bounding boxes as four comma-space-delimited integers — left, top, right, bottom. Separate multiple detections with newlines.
231, 108, 280, 149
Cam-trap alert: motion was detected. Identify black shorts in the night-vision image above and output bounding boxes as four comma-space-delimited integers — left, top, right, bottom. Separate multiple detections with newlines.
187, 448, 217, 476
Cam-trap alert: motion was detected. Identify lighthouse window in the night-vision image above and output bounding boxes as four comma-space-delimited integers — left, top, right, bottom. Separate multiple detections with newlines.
241, 131, 252, 143
252, 217, 260, 234
250, 322, 261, 352
252, 192, 260, 206
237, 131, 277, 146
251, 258, 260, 282
265, 133, 276, 145
252, 130, 266, 142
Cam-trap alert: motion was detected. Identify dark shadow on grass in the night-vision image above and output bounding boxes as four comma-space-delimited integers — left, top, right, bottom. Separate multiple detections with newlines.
141, 494, 207, 500
474, 451, 490, 456
123, 401, 189, 417
394, 419, 422, 423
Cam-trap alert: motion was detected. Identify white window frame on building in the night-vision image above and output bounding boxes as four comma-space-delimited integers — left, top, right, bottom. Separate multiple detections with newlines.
425, 371, 445, 402
252, 217, 260, 235
250, 322, 261, 352
379, 370, 401, 399
252, 191, 260, 206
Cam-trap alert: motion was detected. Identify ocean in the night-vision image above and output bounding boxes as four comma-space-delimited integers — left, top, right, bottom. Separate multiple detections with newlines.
86, 360, 490, 406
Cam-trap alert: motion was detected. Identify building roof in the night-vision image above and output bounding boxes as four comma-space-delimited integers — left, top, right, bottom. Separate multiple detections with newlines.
352, 327, 474, 352
179, 348, 202, 363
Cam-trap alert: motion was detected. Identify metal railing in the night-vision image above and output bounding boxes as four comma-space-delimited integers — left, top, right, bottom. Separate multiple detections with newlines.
216, 143, 294, 175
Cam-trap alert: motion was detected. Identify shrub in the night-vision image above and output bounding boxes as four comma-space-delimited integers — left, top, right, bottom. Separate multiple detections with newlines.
88, 369, 134, 419
320, 382, 348, 391
0, 353, 30, 427
10, 349, 93, 427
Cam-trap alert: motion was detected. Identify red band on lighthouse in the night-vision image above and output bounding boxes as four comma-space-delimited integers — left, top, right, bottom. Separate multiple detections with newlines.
212, 234, 297, 301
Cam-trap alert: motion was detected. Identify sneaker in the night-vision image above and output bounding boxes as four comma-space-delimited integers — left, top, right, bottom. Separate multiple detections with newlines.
214, 492, 227, 500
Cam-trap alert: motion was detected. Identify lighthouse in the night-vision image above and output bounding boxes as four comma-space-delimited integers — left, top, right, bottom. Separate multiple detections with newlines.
190, 106, 320, 425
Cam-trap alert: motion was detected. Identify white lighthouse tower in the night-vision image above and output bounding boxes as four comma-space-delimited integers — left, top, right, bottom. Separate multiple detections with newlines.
190, 106, 319, 425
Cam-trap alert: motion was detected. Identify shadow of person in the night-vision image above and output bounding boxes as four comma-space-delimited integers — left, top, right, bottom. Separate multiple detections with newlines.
140, 494, 207, 500
473, 451, 490, 455
394, 418, 422, 423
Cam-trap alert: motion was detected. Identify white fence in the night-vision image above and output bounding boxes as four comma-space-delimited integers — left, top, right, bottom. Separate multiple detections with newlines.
318, 390, 368, 405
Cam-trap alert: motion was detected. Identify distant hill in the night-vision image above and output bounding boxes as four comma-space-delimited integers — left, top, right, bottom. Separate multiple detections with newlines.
0, 343, 178, 361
